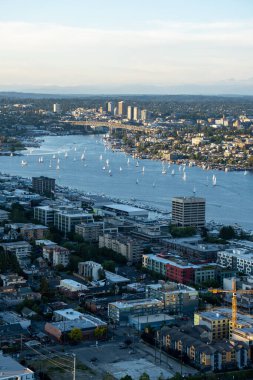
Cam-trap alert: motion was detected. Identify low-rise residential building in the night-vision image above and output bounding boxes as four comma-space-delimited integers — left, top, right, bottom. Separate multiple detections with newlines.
75, 221, 104, 242
108, 298, 164, 325
0, 354, 34, 380
160, 325, 248, 371
99, 233, 144, 263
78, 261, 103, 281
19, 223, 49, 240
194, 311, 231, 341
146, 282, 198, 315
0, 273, 27, 287
0, 241, 32, 268
217, 248, 253, 275
43, 245, 70, 267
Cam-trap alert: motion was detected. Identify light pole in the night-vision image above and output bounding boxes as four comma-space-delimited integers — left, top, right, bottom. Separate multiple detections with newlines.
73, 353, 76, 380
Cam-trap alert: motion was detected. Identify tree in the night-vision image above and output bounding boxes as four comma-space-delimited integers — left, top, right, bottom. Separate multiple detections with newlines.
68, 327, 83, 343
94, 326, 107, 339
124, 338, 132, 347
39, 277, 50, 295
139, 373, 150, 380
120, 376, 133, 380
102, 260, 115, 272
219, 225, 236, 240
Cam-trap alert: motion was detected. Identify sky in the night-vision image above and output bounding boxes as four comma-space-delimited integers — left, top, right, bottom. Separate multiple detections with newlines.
1, 0, 253, 94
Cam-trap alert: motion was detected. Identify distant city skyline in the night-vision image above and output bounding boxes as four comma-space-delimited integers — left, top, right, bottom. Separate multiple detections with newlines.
1, 0, 253, 94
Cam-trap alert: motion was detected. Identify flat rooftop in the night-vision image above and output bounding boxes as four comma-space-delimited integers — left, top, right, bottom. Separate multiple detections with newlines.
103, 203, 148, 214
109, 298, 163, 309
130, 313, 175, 323
172, 196, 205, 203
0, 354, 33, 378
54, 308, 84, 320
48, 314, 106, 331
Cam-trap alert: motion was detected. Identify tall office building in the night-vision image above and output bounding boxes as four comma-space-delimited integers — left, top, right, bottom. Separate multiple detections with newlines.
133, 106, 140, 121
53, 103, 61, 113
171, 196, 206, 227
141, 109, 150, 122
127, 106, 133, 120
32, 176, 56, 195
106, 101, 114, 114
117, 101, 126, 116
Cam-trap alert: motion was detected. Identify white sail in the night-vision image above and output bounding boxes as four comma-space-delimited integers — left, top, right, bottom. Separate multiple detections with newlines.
171, 169, 175, 176
212, 174, 217, 186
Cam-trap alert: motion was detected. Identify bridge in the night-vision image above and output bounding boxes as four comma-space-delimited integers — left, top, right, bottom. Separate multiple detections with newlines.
64, 120, 154, 133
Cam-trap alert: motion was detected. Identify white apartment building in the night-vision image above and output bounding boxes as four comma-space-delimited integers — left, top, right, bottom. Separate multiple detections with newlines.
43, 245, 70, 267
78, 261, 103, 281
99, 233, 144, 263
217, 248, 253, 275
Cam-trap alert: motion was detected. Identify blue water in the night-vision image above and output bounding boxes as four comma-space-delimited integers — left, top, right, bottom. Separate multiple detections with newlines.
0, 135, 252, 229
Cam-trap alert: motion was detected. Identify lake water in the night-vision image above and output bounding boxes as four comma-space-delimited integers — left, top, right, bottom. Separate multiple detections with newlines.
0, 135, 252, 229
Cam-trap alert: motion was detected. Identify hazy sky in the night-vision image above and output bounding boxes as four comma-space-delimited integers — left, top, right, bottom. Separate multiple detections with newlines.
1, 0, 253, 93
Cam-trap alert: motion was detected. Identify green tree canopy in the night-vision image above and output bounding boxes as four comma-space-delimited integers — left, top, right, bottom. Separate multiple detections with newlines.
68, 327, 83, 343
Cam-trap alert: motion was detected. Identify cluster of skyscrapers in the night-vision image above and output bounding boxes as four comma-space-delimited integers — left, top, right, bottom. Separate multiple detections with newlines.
104, 100, 151, 122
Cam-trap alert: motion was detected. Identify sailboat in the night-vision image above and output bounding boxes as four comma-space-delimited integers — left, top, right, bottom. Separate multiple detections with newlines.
52, 154, 56, 159
109, 169, 112, 176
162, 165, 167, 175
56, 163, 60, 170
102, 166, 106, 170
38, 156, 44, 163
57, 158, 60, 164
65, 152, 68, 158
127, 158, 130, 165
142, 166, 145, 174
100, 154, 103, 160
10, 153, 13, 157
21, 160, 27, 167
136, 178, 139, 184
74, 147, 77, 152
212, 174, 217, 186
182, 171, 187, 181
49, 160, 52, 168
193, 185, 196, 195
119, 167, 123, 172
81, 153, 85, 160
179, 165, 182, 172
171, 169, 175, 176
106, 159, 109, 166
244, 170, 248, 176
136, 161, 139, 167
152, 181, 156, 188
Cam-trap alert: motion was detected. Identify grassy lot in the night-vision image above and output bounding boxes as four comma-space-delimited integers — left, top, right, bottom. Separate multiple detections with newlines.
29, 358, 95, 380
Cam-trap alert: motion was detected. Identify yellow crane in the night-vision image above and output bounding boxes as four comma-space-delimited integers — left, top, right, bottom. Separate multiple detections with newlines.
209, 277, 253, 329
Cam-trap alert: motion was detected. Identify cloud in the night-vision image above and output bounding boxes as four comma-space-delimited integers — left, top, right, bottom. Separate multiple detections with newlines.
0, 20, 253, 87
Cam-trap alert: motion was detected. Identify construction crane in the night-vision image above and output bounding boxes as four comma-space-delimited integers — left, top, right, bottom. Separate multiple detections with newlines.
209, 277, 253, 330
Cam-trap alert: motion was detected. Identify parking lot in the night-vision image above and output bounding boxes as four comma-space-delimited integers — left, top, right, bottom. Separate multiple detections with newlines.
71, 339, 198, 379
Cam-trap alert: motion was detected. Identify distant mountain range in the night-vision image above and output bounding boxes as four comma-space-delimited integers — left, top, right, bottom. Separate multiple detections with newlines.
0, 80, 253, 98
